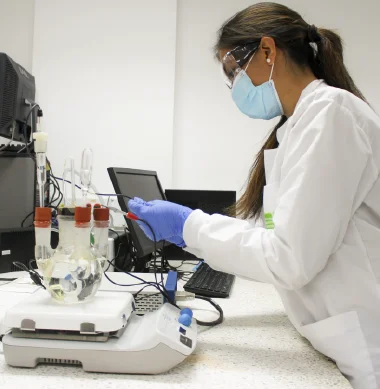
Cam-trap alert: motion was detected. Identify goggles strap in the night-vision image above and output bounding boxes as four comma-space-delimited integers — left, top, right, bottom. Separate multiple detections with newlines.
244, 52, 255, 71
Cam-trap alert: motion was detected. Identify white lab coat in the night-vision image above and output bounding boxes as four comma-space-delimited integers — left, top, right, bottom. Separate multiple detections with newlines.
183, 80, 380, 389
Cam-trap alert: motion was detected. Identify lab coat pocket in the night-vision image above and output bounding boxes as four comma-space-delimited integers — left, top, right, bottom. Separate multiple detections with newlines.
263, 182, 279, 230
300, 311, 375, 388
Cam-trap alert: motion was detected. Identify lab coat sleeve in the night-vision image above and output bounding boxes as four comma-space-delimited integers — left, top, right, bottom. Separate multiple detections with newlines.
183, 100, 374, 290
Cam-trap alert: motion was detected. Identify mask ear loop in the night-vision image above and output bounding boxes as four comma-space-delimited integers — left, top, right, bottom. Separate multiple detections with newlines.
269, 62, 275, 81
269, 61, 284, 115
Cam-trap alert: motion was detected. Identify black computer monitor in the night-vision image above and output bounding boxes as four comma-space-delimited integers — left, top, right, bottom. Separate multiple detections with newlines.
165, 190, 236, 216
164, 189, 237, 260
0, 53, 36, 142
108, 167, 168, 259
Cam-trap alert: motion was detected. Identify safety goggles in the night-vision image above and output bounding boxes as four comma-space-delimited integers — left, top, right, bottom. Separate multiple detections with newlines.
221, 41, 260, 89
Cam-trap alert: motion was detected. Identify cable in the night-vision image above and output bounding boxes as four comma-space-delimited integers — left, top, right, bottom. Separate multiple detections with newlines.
164, 259, 200, 270
102, 220, 177, 307
105, 228, 124, 272
98, 205, 164, 293
53, 176, 81, 190
102, 270, 146, 288
132, 279, 164, 300
21, 211, 35, 228
14, 104, 41, 224
151, 257, 200, 281
93, 193, 132, 200
44, 177, 133, 202
194, 295, 224, 326
138, 219, 165, 290
105, 216, 223, 328
108, 228, 133, 272
12, 261, 46, 289
0, 101, 36, 154
104, 256, 177, 307
12, 261, 30, 273
165, 259, 223, 326
19, 103, 40, 156
47, 160, 63, 207
20, 158, 61, 227
123, 227, 133, 271
29, 259, 37, 270
48, 181, 57, 206
0, 279, 16, 286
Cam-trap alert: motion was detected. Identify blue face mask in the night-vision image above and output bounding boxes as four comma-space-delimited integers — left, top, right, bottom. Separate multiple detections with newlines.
231, 60, 283, 120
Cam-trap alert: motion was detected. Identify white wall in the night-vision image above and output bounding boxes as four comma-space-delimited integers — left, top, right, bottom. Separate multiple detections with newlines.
0, 0, 35, 145
0, 0, 35, 72
172, 0, 380, 196
32, 0, 177, 196
172, 0, 274, 194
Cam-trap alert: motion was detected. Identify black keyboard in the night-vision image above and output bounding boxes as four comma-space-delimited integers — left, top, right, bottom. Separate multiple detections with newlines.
183, 262, 235, 298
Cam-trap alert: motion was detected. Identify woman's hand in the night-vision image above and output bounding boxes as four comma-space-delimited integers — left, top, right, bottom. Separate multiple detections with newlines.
128, 197, 193, 247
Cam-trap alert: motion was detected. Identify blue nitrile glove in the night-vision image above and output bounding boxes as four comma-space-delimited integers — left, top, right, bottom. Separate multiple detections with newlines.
128, 197, 193, 247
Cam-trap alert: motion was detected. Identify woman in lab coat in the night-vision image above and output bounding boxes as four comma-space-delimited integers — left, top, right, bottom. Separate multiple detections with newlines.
128, 3, 380, 388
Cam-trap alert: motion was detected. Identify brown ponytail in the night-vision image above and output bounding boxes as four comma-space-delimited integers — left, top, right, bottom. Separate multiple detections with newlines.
310, 28, 366, 101
216, 2, 366, 220
233, 116, 286, 219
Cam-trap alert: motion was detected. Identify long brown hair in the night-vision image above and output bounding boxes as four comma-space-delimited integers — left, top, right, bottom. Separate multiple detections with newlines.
215, 2, 366, 220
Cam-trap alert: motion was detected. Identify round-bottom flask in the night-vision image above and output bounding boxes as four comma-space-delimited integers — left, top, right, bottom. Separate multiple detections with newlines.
47, 206, 102, 303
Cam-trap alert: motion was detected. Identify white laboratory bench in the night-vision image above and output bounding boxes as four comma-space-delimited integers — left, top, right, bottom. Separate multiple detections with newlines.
0, 271, 350, 389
